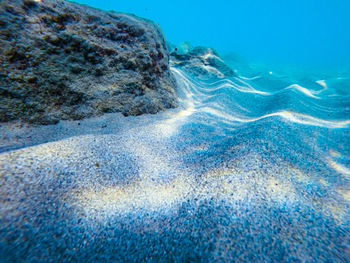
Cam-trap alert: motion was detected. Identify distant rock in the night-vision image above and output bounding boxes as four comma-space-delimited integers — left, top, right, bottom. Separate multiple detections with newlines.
0, 0, 178, 124
170, 46, 236, 79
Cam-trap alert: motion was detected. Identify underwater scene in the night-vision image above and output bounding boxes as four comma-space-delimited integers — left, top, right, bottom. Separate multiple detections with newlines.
0, 0, 349, 262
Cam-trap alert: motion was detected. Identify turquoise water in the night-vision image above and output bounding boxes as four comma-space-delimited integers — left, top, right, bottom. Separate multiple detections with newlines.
1, 1, 349, 262
73, 0, 350, 72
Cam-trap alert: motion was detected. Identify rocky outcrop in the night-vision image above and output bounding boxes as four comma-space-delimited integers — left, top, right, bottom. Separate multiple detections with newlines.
170, 45, 236, 79
0, 0, 178, 124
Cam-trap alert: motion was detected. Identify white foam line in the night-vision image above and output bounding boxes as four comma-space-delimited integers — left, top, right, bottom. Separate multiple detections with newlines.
197, 82, 269, 95
176, 72, 270, 96
173, 67, 270, 95
316, 80, 327, 90
198, 106, 350, 129
233, 77, 270, 94
238, 75, 262, 80
286, 84, 320, 99
172, 67, 342, 103
172, 67, 349, 125
202, 77, 270, 95
268, 111, 350, 128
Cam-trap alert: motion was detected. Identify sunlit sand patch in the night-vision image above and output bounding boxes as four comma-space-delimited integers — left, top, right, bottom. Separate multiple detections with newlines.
329, 149, 341, 158
0, 136, 84, 163
76, 176, 193, 216
336, 189, 350, 202
327, 157, 350, 176
320, 202, 349, 225
319, 178, 330, 187
266, 177, 297, 201
287, 166, 312, 184
202, 160, 350, 226
120, 140, 181, 183
283, 164, 350, 224
74, 154, 312, 219
154, 105, 195, 137
197, 158, 300, 205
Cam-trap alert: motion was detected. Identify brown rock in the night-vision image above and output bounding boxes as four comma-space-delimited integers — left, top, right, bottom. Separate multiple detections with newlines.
0, 0, 178, 124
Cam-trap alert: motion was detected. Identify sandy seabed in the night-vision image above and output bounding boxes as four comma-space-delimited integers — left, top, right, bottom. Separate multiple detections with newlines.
0, 68, 349, 262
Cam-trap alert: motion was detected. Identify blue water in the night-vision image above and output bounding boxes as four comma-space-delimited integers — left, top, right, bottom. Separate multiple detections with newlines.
72, 0, 350, 72
1, 1, 349, 262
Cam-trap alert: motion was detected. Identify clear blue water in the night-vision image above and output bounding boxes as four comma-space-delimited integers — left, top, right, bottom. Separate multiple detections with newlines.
72, 0, 350, 72
1, 1, 349, 262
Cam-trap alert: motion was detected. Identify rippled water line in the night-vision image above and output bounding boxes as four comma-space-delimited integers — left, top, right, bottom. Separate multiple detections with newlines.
197, 107, 350, 128
237, 75, 262, 80
171, 67, 350, 129
295, 97, 348, 113
183, 72, 270, 95
193, 87, 347, 117
175, 68, 350, 103
326, 157, 350, 176
174, 65, 349, 103
286, 84, 321, 99
315, 80, 328, 91
233, 77, 271, 95
210, 78, 327, 99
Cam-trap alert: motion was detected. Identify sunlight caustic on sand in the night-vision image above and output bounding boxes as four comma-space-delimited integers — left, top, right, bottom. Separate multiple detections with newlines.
286, 84, 320, 99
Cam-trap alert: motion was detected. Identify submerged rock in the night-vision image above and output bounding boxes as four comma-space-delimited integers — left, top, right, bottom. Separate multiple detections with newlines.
0, 0, 178, 124
170, 45, 237, 79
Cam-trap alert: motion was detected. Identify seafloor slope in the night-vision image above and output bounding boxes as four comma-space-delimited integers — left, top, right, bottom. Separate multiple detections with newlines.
0, 46, 349, 261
